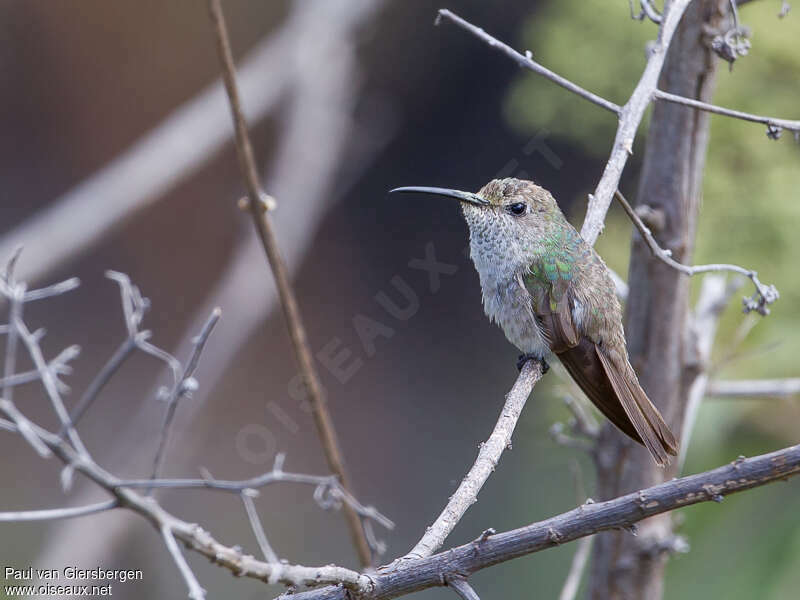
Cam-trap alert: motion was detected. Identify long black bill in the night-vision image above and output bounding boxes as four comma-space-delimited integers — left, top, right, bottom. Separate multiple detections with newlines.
389, 186, 489, 206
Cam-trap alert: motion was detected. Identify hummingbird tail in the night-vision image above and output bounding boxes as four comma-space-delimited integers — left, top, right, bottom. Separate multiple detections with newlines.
595, 347, 678, 467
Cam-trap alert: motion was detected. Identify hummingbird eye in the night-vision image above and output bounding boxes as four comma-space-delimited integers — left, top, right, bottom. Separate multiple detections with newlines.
507, 202, 527, 216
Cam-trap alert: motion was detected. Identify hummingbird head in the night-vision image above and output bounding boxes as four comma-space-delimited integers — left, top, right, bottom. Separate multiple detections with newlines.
391, 178, 563, 275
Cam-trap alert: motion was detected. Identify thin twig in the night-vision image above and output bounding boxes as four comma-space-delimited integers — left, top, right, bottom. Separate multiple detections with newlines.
445, 576, 481, 600
115, 453, 394, 531
435, 4, 697, 247
150, 308, 221, 482
162, 524, 206, 600
707, 378, 800, 398
399, 360, 544, 561
4, 417, 373, 593
63, 337, 137, 434
207, 0, 372, 567
241, 489, 280, 563
614, 189, 778, 314
13, 317, 90, 458
2, 281, 24, 403
0, 500, 118, 522
23, 278, 81, 301
289, 444, 800, 600
0, 355, 75, 390
654, 89, 800, 136
0, 399, 50, 457
436, 10, 620, 115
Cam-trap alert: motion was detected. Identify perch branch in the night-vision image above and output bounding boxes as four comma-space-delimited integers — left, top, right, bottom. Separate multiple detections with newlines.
614, 189, 778, 314
207, 0, 372, 566
288, 443, 800, 600
399, 360, 544, 561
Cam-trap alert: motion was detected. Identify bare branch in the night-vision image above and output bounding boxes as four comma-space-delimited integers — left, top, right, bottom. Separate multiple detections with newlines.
445, 576, 481, 600
63, 338, 137, 433
399, 360, 544, 561
207, 0, 372, 566
3, 418, 373, 593
0, 347, 78, 393
708, 378, 800, 398
115, 454, 394, 531
654, 89, 800, 137
13, 316, 90, 458
241, 488, 280, 564
290, 444, 800, 600
150, 307, 221, 481
436, 10, 620, 115
2, 281, 24, 403
161, 524, 206, 600
0, 500, 118, 522
435, 3, 697, 246
614, 189, 778, 315
0, 399, 50, 457
23, 277, 81, 302
581, 0, 694, 245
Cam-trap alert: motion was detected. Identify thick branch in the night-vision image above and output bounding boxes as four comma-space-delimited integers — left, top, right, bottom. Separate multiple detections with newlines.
206, 0, 372, 566
289, 443, 800, 600
400, 360, 544, 560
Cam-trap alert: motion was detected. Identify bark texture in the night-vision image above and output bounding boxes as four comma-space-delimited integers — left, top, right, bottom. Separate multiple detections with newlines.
590, 2, 731, 599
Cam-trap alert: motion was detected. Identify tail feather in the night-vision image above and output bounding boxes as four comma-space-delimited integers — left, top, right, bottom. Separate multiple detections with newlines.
595, 346, 678, 466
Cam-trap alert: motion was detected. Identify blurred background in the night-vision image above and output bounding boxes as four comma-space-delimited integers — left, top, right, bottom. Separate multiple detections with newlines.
1, 1, 798, 598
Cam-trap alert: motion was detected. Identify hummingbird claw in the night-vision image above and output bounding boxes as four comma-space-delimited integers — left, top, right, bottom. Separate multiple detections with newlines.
517, 354, 549, 373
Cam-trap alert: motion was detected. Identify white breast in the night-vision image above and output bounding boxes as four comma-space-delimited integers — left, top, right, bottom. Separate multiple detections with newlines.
478, 270, 550, 358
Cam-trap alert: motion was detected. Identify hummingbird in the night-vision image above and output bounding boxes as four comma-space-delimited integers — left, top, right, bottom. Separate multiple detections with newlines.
391, 178, 678, 466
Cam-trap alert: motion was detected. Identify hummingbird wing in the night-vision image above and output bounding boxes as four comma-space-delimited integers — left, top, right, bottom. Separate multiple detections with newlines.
527, 274, 678, 466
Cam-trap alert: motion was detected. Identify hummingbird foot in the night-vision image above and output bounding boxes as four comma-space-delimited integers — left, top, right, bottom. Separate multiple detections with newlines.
517, 353, 549, 373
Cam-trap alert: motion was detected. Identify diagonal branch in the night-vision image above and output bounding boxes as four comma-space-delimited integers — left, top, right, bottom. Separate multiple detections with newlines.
653, 89, 800, 137
614, 189, 778, 315
288, 443, 800, 600
436, 10, 621, 115
397, 360, 544, 561
207, 0, 372, 566
150, 307, 221, 482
